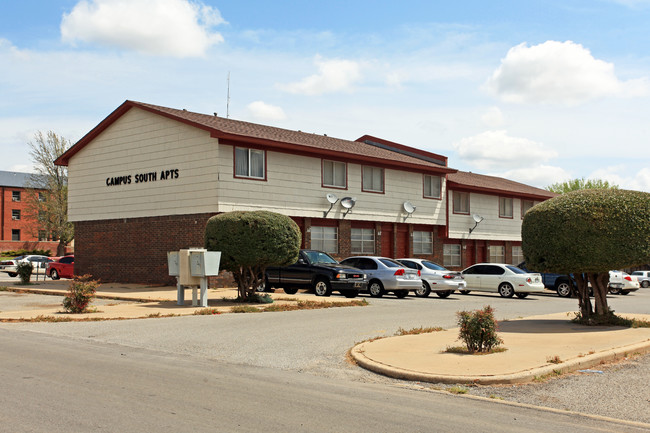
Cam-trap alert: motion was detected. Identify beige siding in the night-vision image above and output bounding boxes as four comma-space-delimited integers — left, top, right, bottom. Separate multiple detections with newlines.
217, 145, 446, 225
447, 191, 522, 241
68, 108, 219, 221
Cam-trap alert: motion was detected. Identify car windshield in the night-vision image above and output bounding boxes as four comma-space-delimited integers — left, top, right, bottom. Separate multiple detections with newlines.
379, 258, 402, 268
13, 256, 25, 260
305, 251, 338, 264
422, 261, 447, 271
506, 265, 526, 274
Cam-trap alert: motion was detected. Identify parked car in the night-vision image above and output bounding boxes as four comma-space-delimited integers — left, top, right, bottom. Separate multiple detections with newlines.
340, 256, 421, 298
608, 270, 640, 295
46, 255, 75, 280
396, 258, 465, 298
517, 262, 575, 298
0, 255, 53, 277
264, 249, 367, 297
460, 263, 545, 298
631, 271, 650, 288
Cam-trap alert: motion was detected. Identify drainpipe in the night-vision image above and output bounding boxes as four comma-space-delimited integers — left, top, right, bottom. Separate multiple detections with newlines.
1, 186, 4, 240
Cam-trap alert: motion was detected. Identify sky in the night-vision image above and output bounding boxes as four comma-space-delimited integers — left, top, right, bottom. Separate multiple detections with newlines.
1, 0, 650, 192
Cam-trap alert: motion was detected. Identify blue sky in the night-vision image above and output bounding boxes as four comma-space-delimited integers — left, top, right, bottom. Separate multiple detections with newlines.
2, 0, 650, 191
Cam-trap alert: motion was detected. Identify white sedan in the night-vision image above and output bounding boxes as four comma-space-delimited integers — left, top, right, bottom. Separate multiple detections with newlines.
397, 258, 466, 298
460, 263, 545, 299
0, 255, 53, 277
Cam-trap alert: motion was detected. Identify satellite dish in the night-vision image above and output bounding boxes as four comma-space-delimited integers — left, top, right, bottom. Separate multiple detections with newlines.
472, 213, 484, 223
403, 201, 416, 214
326, 193, 339, 204
341, 197, 356, 216
323, 193, 340, 217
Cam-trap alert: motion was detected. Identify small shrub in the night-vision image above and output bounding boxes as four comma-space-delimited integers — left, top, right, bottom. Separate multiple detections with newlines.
456, 306, 503, 353
395, 326, 444, 336
547, 355, 562, 364
62, 275, 98, 313
16, 262, 33, 284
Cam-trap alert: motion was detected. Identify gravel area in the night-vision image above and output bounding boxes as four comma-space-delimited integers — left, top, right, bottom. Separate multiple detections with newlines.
430, 352, 650, 424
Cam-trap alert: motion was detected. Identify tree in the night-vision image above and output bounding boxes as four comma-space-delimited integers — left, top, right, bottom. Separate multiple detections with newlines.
204, 211, 301, 300
546, 177, 618, 194
522, 189, 650, 323
25, 131, 73, 256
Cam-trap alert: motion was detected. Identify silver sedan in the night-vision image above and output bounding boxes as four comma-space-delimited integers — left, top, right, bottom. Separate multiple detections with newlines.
340, 256, 421, 298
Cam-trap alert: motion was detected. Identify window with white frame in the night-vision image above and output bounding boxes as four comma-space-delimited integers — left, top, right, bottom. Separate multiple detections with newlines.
12, 209, 20, 220
351, 228, 375, 254
12, 191, 20, 202
413, 231, 433, 254
311, 226, 338, 253
488, 245, 505, 263
235, 147, 265, 179
38, 230, 48, 242
512, 245, 524, 265
521, 200, 534, 218
423, 175, 442, 199
453, 191, 469, 214
322, 160, 346, 188
443, 244, 461, 267
499, 197, 513, 218
362, 166, 384, 193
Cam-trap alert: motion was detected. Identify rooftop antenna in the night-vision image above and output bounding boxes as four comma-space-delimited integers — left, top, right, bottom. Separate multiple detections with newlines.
226, 71, 231, 119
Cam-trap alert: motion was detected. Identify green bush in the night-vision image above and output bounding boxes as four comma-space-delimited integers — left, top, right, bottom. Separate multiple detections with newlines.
16, 262, 33, 284
456, 306, 503, 353
62, 275, 98, 313
1, 249, 52, 258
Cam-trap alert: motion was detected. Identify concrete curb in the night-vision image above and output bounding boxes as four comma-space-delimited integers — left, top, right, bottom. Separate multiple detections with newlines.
350, 338, 650, 385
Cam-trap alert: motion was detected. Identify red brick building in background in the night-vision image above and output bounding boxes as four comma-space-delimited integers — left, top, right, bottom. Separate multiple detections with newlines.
0, 170, 61, 254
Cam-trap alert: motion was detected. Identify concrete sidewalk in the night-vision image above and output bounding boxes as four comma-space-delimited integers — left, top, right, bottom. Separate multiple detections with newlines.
351, 312, 650, 385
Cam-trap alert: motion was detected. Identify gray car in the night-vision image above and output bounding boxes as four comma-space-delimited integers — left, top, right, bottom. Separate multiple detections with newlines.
340, 256, 421, 298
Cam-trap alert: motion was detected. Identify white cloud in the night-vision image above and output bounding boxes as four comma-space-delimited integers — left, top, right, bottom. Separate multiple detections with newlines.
279, 56, 362, 95
481, 106, 505, 128
61, 0, 225, 57
453, 130, 557, 170
589, 165, 650, 192
246, 101, 287, 121
485, 40, 648, 105
492, 165, 571, 190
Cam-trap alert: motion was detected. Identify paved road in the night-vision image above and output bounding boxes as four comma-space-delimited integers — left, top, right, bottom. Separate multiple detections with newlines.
2, 329, 646, 433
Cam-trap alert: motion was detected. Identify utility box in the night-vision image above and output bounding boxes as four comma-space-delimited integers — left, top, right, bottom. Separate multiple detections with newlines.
167, 251, 180, 276
189, 250, 221, 277
177, 248, 203, 285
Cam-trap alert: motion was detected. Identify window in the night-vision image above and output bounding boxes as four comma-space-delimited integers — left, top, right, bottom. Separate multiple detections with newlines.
512, 245, 524, 265
322, 160, 346, 188
423, 175, 442, 199
521, 200, 534, 218
38, 230, 47, 241
413, 231, 433, 254
453, 191, 469, 214
311, 226, 338, 254
12, 191, 20, 202
38, 192, 46, 202
12, 229, 20, 241
12, 209, 20, 220
362, 166, 384, 193
488, 245, 505, 263
499, 197, 513, 218
351, 228, 375, 254
443, 244, 461, 267
235, 147, 265, 179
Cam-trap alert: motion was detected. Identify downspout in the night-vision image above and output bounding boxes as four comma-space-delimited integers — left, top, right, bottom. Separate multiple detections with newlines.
1, 186, 4, 240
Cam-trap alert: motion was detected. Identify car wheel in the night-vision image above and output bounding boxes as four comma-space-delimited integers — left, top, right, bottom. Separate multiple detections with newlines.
459, 290, 471, 295
620, 290, 630, 295
342, 290, 358, 298
394, 290, 408, 299
556, 281, 572, 298
609, 287, 621, 295
368, 280, 385, 298
436, 290, 452, 298
415, 281, 431, 298
641, 281, 649, 288
498, 283, 515, 298
314, 279, 332, 297
283, 287, 298, 295
515, 292, 529, 299
8, 272, 17, 277
50, 269, 60, 280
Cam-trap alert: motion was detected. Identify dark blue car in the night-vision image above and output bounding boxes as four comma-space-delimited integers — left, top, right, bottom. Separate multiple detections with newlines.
517, 262, 575, 298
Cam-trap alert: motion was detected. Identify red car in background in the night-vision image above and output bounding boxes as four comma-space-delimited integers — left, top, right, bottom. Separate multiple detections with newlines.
46, 255, 74, 280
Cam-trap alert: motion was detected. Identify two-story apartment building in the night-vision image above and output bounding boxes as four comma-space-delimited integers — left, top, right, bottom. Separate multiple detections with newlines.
54, 100, 554, 285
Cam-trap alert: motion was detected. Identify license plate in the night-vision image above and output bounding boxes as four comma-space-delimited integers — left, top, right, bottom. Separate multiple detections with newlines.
354, 282, 362, 288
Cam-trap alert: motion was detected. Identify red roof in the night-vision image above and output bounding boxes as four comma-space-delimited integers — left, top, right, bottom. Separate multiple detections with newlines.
55, 100, 456, 175
447, 171, 557, 200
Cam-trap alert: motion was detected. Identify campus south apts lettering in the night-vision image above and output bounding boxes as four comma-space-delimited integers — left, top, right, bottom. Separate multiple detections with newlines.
106, 169, 179, 186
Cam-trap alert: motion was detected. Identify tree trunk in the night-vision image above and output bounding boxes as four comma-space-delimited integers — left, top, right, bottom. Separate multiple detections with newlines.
588, 272, 610, 317
573, 273, 593, 320
56, 240, 67, 257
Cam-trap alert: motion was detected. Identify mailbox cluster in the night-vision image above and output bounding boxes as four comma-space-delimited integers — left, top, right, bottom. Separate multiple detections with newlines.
168, 248, 221, 307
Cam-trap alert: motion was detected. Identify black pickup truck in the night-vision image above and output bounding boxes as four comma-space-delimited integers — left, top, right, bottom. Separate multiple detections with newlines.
262, 249, 368, 298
